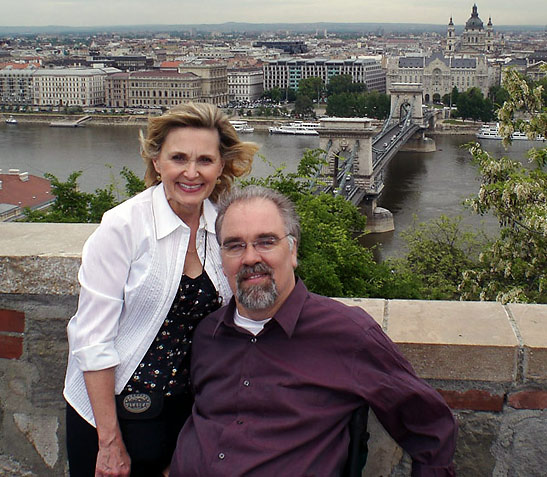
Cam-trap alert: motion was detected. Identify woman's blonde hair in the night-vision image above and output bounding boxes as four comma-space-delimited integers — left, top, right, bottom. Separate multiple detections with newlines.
140, 102, 259, 202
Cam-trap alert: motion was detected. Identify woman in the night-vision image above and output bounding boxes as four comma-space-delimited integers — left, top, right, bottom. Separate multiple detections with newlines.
63, 103, 258, 476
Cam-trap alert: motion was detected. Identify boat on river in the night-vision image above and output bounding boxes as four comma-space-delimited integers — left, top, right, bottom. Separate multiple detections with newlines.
229, 120, 254, 133
476, 123, 545, 141
268, 121, 320, 136
5, 116, 18, 124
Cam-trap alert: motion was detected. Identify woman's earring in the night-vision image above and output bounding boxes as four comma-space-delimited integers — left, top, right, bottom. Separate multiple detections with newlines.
216, 178, 221, 184
157, 175, 161, 181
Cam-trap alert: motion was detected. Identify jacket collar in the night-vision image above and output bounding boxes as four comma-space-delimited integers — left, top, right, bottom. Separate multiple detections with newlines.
152, 183, 218, 240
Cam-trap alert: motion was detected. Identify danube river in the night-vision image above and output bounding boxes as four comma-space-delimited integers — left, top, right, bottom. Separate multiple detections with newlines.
0, 122, 536, 259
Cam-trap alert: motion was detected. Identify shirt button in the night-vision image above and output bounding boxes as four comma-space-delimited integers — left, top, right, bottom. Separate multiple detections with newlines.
218, 452, 225, 460
243, 380, 250, 387
250, 337, 257, 343
237, 420, 244, 425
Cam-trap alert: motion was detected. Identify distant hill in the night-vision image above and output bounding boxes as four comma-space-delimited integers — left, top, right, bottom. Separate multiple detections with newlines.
0, 22, 544, 35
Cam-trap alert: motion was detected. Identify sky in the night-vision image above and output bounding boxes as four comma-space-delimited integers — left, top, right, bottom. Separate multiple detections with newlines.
0, 0, 545, 27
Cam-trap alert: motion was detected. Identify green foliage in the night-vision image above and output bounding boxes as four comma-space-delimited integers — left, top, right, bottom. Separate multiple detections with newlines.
460, 67, 547, 303
460, 144, 546, 303
262, 87, 283, 103
22, 167, 145, 223
241, 150, 422, 298
326, 74, 367, 96
326, 91, 390, 119
488, 85, 510, 109
293, 94, 315, 118
455, 87, 494, 122
297, 76, 324, 102
390, 216, 487, 300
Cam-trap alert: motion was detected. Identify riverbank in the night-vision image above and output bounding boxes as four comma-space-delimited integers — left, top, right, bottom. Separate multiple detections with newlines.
1, 112, 482, 135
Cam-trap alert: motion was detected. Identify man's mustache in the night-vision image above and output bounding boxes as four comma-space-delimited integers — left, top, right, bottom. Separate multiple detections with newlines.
236, 262, 274, 285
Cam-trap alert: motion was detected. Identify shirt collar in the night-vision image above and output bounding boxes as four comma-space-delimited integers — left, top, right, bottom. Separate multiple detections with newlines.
213, 277, 308, 339
152, 183, 218, 240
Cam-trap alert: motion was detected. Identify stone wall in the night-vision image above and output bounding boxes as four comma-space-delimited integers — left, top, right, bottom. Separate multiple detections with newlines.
0, 223, 546, 476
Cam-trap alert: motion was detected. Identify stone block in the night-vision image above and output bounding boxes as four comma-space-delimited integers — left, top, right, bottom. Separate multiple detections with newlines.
508, 303, 547, 382
491, 409, 547, 476
508, 390, 547, 410
387, 300, 518, 381
0, 335, 23, 359
332, 297, 384, 326
438, 389, 504, 411
0, 309, 25, 332
454, 411, 500, 476
13, 413, 59, 468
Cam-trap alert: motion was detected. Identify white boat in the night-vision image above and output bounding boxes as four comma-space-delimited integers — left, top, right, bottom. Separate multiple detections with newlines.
5, 115, 18, 124
268, 121, 320, 136
476, 123, 545, 141
229, 120, 254, 133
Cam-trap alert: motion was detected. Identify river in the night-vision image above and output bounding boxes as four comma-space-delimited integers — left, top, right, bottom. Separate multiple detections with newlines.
0, 122, 536, 259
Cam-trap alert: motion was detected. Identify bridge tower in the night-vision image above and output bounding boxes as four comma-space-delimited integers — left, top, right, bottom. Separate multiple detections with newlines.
389, 83, 424, 124
318, 118, 394, 233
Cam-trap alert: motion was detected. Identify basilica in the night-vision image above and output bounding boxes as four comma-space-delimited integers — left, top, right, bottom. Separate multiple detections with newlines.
446, 4, 495, 56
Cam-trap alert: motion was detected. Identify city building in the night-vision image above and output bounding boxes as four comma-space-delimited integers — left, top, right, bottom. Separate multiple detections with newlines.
253, 41, 308, 55
263, 58, 386, 92
0, 63, 37, 106
227, 68, 264, 102
386, 52, 492, 102
105, 70, 202, 108
88, 55, 154, 71
0, 169, 53, 221
32, 67, 119, 107
445, 4, 495, 56
177, 59, 229, 105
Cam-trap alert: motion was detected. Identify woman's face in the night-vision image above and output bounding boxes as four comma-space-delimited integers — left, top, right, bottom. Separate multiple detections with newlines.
153, 127, 224, 220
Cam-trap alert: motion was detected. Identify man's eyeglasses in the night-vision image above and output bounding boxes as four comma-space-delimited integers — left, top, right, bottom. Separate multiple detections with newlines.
221, 234, 292, 257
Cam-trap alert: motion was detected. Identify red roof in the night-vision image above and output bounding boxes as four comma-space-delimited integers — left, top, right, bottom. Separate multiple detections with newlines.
0, 173, 53, 208
160, 61, 182, 69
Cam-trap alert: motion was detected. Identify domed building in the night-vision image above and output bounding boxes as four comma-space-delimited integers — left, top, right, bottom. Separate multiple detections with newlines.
445, 4, 495, 56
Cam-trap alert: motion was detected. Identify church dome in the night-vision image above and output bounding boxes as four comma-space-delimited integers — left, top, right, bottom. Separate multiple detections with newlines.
465, 4, 484, 30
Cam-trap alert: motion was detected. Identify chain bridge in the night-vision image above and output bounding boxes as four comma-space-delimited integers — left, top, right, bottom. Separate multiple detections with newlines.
318, 84, 439, 232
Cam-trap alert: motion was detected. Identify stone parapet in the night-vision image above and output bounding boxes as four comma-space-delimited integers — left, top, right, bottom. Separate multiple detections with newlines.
1, 223, 546, 476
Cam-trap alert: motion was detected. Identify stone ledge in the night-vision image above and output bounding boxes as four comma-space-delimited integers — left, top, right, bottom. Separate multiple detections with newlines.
2, 223, 547, 386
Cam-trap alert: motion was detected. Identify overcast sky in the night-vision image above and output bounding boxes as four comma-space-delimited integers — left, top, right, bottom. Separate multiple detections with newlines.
0, 1, 545, 26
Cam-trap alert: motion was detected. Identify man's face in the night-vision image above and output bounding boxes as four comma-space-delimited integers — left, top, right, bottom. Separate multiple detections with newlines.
220, 198, 297, 320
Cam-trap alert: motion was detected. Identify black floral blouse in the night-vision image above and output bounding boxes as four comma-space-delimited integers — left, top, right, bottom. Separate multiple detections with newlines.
123, 271, 222, 397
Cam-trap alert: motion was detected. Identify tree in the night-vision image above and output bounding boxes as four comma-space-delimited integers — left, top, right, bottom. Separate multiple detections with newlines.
293, 94, 315, 118
23, 167, 146, 223
456, 87, 493, 122
297, 77, 324, 103
326, 92, 355, 117
326, 91, 390, 119
488, 85, 510, 110
460, 67, 547, 303
326, 74, 366, 97
262, 87, 283, 103
241, 150, 421, 299
389, 216, 487, 300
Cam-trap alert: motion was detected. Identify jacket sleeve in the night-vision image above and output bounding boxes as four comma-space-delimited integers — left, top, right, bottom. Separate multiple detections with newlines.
351, 324, 457, 476
67, 210, 134, 372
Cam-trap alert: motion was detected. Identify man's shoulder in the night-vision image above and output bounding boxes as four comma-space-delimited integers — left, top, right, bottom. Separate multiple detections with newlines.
195, 302, 228, 336
303, 291, 380, 334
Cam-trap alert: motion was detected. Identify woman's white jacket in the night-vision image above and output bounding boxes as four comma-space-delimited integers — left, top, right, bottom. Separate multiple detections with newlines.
63, 184, 231, 426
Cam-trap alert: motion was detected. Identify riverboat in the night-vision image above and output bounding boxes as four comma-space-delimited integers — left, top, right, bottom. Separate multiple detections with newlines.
476, 123, 545, 141
268, 121, 320, 136
229, 120, 254, 133
5, 116, 18, 124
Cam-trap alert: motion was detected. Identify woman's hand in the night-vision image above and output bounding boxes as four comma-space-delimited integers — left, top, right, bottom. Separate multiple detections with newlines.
95, 433, 131, 477
84, 368, 131, 477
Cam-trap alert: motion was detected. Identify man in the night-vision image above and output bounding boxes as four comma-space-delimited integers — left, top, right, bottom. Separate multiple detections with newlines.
171, 186, 457, 476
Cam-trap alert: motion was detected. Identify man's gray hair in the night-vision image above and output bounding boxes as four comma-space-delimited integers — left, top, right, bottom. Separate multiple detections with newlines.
215, 186, 301, 247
